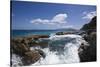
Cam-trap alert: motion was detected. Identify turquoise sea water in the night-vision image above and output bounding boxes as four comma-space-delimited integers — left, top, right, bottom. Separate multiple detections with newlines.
11, 29, 79, 37
11, 30, 62, 37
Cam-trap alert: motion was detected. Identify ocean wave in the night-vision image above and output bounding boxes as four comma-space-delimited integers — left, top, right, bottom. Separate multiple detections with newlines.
11, 34, 89, 66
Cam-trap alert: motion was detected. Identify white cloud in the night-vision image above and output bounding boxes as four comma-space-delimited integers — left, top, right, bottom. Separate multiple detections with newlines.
51, 14, 67, 23
30, 13, 67, 25
82, 11, 96, 19
30, 18, 55, 25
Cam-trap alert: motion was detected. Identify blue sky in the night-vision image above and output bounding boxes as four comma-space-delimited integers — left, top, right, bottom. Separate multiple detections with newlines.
11, 1, 96, 30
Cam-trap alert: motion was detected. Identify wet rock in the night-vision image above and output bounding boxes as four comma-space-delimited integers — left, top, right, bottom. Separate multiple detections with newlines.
11, 38, 30, 56
56, 32, 74, 35
79, 16, 97, 62
11, 35, 48, 66
11, 35, 49, 48
56, 32, 64, 35
28, 39, 49, 48
22, 50, 41, 65
79, 32, 96, 62
35, 49, 46, 58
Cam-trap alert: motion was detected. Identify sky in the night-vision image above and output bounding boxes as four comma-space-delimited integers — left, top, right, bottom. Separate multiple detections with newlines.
11, 1, 96, 30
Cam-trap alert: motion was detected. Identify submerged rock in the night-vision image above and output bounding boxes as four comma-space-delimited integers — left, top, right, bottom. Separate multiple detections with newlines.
56, 32, 74, 35
56, 32, 64, 35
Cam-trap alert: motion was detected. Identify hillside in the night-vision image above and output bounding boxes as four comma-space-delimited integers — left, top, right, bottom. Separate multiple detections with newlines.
81, 16, 96, 30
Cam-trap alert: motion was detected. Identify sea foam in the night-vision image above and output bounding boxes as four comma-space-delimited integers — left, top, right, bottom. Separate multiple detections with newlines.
12, 34, 89, 66
32, 34, 89, 65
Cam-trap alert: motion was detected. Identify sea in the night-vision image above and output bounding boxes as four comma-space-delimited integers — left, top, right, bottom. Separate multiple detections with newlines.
11, 29, 89, 66
11, 29, 77, 37
12, 30, 59, 37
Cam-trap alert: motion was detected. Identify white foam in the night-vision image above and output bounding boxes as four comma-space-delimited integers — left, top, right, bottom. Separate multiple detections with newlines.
49, 34, 82, 40
32, 34, 89, 65
11, 54, 22, 66
12, 34, 89, 66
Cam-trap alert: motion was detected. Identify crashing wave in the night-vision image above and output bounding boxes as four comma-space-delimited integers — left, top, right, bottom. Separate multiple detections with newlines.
12, 34, 89, 66
32, 34, 89, 65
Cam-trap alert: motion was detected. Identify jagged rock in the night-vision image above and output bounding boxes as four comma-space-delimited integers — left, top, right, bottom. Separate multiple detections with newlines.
81, 16, 96, 30
79, 16, 97, 62
35, 49, 46, 58
22, 50, 41, 65
11, 39, 30, 56
21, 49, 45, 65
11, 35, 47, 66
11, 35, 49, 48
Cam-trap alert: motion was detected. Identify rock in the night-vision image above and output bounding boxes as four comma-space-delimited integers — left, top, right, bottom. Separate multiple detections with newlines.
22, 50, 41, 65
81, 16, 96, 30
35, 49, 46, 58
79, 16, 97, 62
11, 35, 49, 49
56, 32, 64, 35
56, 32, 74, 35
79, 32, 96, 62
11, 35, 47, 66
11, 39, 30, 56
28, 35, 49, 39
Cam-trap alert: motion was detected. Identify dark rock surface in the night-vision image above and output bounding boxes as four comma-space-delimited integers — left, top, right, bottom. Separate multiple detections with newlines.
11, 35, 48, 66
11, 39, 30, 56
81, 16, 96, 30
79, 16, 97, 62
22, 50, 41, 66
56, 32, 74, 35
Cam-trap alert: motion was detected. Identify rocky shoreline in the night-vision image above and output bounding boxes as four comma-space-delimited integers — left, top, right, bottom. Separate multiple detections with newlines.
11, 16, 97, 66
79, 16, 96, 62
79, 31, 96, 62
11, 35, 49, 66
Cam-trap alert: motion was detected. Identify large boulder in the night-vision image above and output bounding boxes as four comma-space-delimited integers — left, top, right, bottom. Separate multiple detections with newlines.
21, 49, 45, 65
22, 50, 41, 66
11, 39, 30, 56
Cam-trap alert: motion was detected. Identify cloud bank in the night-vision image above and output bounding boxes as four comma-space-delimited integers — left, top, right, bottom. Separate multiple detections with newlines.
30, 13, 68, 25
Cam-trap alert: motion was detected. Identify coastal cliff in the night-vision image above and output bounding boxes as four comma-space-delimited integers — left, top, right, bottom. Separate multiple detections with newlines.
79, 16, 97, 62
